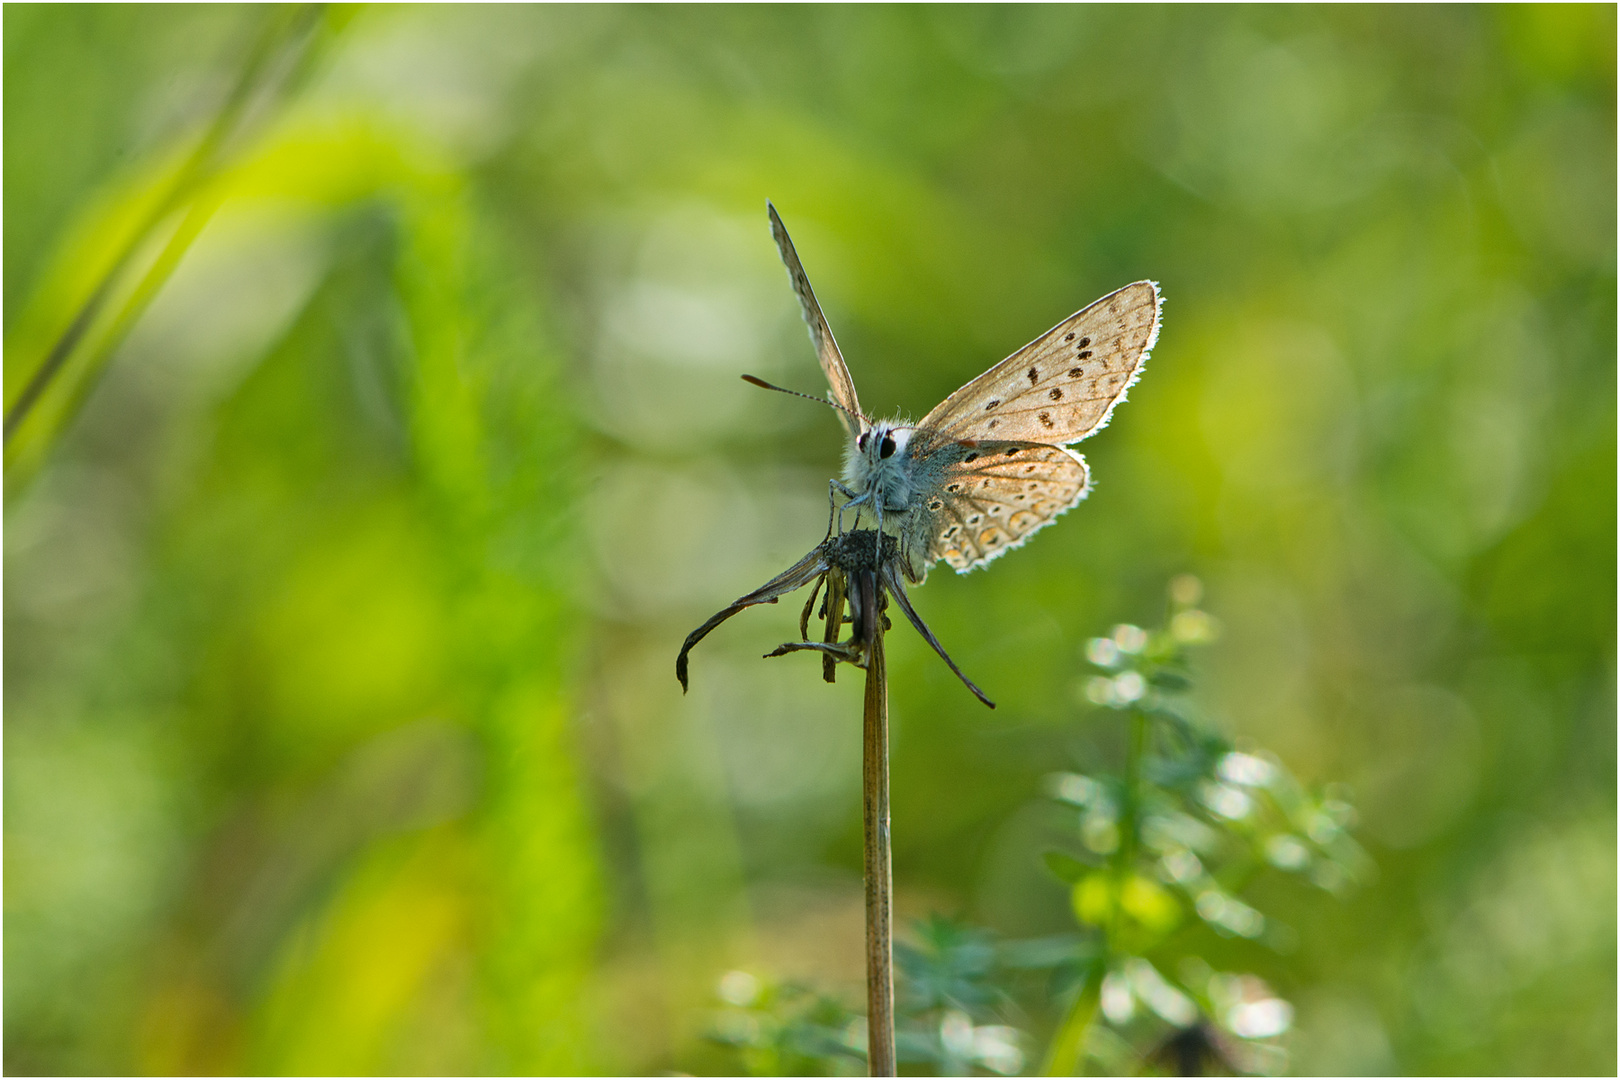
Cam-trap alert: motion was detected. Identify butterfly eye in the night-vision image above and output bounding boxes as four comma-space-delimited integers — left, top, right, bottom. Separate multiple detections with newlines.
857, 432, 868, 451
879, 435, 897, 459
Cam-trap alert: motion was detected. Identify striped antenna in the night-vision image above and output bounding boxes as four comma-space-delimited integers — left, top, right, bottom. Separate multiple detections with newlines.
741, 374, 868, 428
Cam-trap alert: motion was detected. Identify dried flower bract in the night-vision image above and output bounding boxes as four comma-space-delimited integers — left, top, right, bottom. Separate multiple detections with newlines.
676, 529, 994, 708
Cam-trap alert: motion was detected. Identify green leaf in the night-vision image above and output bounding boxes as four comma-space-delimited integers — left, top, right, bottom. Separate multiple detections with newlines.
1149, 669, 1192, 691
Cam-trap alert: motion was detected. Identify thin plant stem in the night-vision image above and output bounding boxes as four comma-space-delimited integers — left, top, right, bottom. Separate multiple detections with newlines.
1040, 974, 1101, 1077
859, 567, 896, 1077
1042, 706, 1149, 1077
1120, 708, 1148, 881
678, 530, 979, 1073
1107, 707, 1149, 974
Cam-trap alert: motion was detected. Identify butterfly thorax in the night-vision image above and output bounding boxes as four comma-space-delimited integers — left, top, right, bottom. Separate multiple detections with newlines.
842, 420, 956, 583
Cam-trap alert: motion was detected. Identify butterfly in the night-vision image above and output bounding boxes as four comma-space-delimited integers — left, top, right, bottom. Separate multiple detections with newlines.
676, 206, 1160, 707
765, 202, 1160, 584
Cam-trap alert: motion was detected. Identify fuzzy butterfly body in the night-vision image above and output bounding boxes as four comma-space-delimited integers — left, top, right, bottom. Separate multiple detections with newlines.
767, 203, 1159, 584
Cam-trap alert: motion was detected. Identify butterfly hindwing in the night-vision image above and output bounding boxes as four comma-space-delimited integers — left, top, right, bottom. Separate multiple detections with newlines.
918, 440, 1090, 571
919, 281, 1159, 446
768, 202, 864, 436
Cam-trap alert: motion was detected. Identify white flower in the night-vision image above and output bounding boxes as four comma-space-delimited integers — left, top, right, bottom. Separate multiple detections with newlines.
1100, 971, 1135, 1024
1264, 834, 1311, 870
1170, 608, 1218, 643
1084, 675, 1118, 705
717, 969, 759, 1006
1227, 997, 1294, 1038
1050, 772, 1101, 806
1114, 671, 1146, 703
940, 1010, 975, 1057
1162, 848, 1205, 883
1200, 781, 1253, 820
1086, 637, 1122, 668
1217, 751, 1276, 788
1112, 623, 1148, 654
1126, 958, 1199, 1026
1196, 890, 1266, 937
973, 1026, 1024, 1076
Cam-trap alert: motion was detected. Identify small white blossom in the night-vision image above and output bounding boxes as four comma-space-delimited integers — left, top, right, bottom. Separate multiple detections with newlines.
718, 970, 759, 1006
1086, 637, 1122, 668
1112, 623, 1149, 654
1217, 751, 1276, 788
1227, 997, 1294, 1038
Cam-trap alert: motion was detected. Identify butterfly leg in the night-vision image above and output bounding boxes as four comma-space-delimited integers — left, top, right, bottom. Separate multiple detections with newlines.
827, 479, 860, 537
831, 480, 865, 536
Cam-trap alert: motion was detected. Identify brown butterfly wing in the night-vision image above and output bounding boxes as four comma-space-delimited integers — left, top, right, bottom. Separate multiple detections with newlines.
915, 441, 1090, 572
918, 281, 1159, 445
768, 203, 864, 436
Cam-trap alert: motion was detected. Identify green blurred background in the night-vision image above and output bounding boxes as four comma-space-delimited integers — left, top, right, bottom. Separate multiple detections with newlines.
4, 4, 1614, 1075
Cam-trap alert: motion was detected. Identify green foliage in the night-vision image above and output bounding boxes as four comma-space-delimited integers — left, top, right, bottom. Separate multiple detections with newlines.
1036, 580, 1367, 1075
711, 976, 868, 1077
711, 919, 1028, 1077
5, 10, 601, 1074
708, 581, 1360, 1075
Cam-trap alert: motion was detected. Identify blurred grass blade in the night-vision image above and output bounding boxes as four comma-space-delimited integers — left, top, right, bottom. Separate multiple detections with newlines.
1040, 972, 1100, 1076
2, 4, 334, 482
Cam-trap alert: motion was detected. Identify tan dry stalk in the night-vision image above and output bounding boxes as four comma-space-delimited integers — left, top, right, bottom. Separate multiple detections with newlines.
858, 568, 896, 1076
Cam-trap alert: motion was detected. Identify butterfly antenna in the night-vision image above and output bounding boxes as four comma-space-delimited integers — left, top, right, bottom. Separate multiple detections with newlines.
741, 374, 868, 427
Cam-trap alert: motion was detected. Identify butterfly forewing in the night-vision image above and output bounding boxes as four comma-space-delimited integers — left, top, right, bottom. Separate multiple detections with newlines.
919, 281, 1159, 446
768, 202, 864, 436
921, 441, 1090, 571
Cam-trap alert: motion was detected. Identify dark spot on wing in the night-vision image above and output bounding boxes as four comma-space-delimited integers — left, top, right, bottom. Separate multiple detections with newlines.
1027, 366, 1039, 384
1069, 367, 1084, 378
928, 499, 943, 511
1078, 336, 1090, 348
1004, 447, 1019, 456
968, 513, 982, 525
946, 483, 961, 492
963, 452, 979, 463
1049, 388, 1064, 400
1077, 350, 1093, 360
985, 399, 1000, 410
987, 419, 999, 429
1038, 412, 1054, 428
